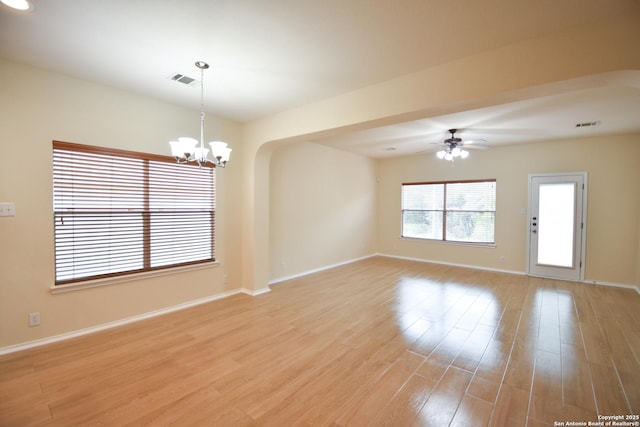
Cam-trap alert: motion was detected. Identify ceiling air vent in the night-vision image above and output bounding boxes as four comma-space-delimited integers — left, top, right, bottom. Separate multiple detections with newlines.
575, 121, 600, 128
168, 73, 197, 86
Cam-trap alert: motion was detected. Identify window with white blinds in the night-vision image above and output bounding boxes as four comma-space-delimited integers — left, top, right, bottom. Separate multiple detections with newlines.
401, 180, 496, 244
53, 141, 216, 285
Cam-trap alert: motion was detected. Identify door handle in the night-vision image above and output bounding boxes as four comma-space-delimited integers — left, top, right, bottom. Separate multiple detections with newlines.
532, 229, 537, 234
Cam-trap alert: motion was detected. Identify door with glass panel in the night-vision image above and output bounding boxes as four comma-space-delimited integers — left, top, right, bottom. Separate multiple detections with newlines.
528, 173, 586, 281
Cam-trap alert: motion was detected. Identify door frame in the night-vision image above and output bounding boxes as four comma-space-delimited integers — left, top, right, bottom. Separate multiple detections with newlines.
526, 172, 588, 281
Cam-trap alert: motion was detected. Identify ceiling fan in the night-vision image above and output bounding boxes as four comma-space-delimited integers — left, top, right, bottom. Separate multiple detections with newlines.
433, 128, 488, 161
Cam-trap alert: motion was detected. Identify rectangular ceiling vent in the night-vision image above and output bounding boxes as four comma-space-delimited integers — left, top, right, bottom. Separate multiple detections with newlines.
168, 73, 197, 86
575, 121, 600, 128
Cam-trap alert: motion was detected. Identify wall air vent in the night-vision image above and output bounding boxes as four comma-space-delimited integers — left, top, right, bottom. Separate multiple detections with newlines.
575, 121, 600, 128
168, 73, 197, 86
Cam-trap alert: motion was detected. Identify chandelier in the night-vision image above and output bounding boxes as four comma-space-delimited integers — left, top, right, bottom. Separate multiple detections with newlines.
169, 61, 231, 168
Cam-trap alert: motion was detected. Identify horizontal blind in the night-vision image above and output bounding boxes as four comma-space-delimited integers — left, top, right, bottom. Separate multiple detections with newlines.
445, 181, 495, 243
445, 181, 496, 212
401, 184, 444, 240
53, 141, 215, 285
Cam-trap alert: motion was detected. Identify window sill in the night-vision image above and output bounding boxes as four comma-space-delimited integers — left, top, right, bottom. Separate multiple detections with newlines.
50, 261, 220, 294
400, 236, 497, 249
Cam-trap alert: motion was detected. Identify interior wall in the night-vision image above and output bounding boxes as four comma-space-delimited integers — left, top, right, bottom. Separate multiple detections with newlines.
0, 59, 244, 349
377, 133, 640, 286
269, 142, 377, 282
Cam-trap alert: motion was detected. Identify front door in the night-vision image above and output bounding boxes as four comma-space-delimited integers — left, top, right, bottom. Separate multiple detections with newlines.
528, 173, 586, 281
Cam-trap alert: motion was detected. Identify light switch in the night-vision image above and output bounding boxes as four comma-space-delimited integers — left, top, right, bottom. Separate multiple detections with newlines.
0, 203, 15, 217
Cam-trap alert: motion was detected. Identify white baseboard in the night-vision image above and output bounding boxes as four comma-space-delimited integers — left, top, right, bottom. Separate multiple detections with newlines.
379, 253, 640, 293
377, 253, 526, 276
240, 287, 271, 296
0, 289, 246, 356
582, 279, 640, 294
268, 254, 377, 285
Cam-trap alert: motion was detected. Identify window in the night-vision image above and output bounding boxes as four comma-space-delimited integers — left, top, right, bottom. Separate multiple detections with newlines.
53, 141, 216, 285
401, 180, 496, 244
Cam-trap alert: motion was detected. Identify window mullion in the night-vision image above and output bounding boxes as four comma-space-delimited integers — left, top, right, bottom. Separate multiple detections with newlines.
143, 159, 151, 270
442, 183, 448, 241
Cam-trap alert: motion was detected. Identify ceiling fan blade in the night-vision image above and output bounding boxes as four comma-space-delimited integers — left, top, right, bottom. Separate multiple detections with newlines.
462, 138, 487, 145
422, 129, 490, 155
464, 144, 489, 150
417, 144, 448, 154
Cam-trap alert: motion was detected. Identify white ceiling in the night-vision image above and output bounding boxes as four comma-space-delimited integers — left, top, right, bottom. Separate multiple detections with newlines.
311, 84, 640, 158
1, 0, 639, 157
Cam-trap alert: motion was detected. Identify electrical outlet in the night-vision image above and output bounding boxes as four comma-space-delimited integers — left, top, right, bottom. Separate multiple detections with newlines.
0, 202, 15, 217
223, 274, 229, 284
29, 312, 40, 327
499, 256, 505, 263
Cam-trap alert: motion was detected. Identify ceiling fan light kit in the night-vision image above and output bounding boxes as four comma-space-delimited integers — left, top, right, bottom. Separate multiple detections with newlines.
437, 147, 469, 161
435, 129, 481, 162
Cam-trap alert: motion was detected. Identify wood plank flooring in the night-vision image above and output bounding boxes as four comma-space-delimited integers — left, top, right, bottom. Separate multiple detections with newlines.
1, 257, 639, 426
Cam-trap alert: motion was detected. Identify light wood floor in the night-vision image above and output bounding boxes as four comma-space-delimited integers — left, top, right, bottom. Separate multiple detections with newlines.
1, 257, 639, 426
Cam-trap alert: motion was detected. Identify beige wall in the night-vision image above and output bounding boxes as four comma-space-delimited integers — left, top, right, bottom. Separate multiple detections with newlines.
0, 59, 244, 349
377, 134, 640, 286
269, 142, 377, 282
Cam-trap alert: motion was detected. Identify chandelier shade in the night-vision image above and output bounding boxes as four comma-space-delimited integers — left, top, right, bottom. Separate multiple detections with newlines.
168, 61, 231, 168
